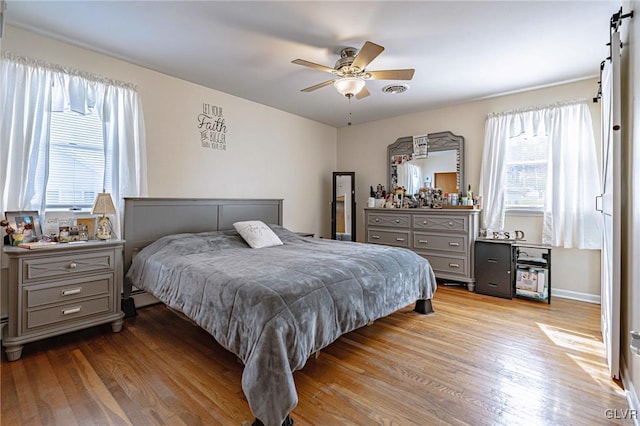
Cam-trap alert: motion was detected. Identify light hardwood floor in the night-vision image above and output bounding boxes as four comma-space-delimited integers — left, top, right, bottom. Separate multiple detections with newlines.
1, 285, 630, 425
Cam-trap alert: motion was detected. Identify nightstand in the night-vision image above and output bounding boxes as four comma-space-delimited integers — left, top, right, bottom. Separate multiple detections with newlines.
2, 240, 125, 361
474, 239, 515, 299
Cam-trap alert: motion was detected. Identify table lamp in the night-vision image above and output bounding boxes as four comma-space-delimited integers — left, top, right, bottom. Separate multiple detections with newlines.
91, 191, 117, 240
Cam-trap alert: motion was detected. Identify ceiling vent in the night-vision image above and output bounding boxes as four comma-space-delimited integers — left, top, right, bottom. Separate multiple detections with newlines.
382, 84, 409, 94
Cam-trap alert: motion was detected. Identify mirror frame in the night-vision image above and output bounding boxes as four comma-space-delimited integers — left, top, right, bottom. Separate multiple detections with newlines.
331, 172, 356, 241
388, 131, 464, 194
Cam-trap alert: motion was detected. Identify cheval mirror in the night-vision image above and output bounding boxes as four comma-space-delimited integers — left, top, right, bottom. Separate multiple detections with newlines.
331, 172, 356, 241
388, 131, 465, 195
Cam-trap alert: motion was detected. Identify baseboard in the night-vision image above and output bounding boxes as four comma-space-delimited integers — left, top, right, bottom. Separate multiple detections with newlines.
621, 356, 640, 426
552, 288, 600, 304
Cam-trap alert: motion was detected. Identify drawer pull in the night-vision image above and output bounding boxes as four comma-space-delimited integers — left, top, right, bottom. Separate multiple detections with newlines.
61, 287, 82, 296
449, 242, 460, 247
62, 307, 81, 315
396, 237, 405, 242
487, 258, 499, 263
488, 283, 498, 288
372, 235, 380, 239
395, 219, 400, 223
423, 221, 427, 224
448, 222, 454, 226
449, 263, 460, 268
68, 262, 77, 270
375, 218, 380, 222
418, 239, 428, 244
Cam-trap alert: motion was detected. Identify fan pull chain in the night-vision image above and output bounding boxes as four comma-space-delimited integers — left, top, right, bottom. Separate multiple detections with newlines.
347, 95, 353, 126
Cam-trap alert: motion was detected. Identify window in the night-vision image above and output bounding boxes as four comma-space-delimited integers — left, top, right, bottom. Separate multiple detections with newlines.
46, 110, 106, 210
504, 135, 549, 210
2, 55, 146, 235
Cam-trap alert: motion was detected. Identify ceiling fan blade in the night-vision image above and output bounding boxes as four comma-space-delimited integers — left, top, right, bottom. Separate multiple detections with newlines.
301, 79, 335, 92
367, 69, 415, 80
352, 41, 385, 70
355, 86, 370, 100
292, 59, 336, 74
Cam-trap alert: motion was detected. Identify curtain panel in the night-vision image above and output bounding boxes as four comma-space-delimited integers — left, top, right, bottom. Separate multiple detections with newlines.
0, 54, 147, 237
479, 100, 601, 249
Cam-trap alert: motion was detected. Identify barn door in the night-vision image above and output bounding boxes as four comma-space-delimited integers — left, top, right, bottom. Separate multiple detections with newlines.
600, 31, 621, 380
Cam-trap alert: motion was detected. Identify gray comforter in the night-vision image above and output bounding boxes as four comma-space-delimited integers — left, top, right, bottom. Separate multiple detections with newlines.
126, 225, 436, 426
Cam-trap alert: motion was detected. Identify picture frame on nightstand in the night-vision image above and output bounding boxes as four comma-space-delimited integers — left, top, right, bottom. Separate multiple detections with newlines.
4, 211, 42, 244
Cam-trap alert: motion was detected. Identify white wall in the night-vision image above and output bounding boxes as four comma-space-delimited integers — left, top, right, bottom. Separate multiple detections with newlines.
337, 79, 602, 298
0, 26, 338, 320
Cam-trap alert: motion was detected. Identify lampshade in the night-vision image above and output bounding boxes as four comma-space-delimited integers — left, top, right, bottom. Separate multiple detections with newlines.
91, 192, 116, 216
333, 77, 365, 97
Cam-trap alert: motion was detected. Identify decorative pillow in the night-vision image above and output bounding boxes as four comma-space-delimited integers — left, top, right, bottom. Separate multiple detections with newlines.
233, 221, 283, 249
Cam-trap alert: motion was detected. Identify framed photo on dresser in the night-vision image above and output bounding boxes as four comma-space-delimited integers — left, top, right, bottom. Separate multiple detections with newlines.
4, 211, 43, 244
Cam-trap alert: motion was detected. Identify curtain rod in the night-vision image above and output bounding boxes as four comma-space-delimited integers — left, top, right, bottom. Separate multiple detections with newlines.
1, 52, 138, 91
488, 99, 588, 118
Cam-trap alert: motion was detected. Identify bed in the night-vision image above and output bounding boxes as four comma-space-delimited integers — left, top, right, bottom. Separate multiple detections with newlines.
122, 198, 437, 426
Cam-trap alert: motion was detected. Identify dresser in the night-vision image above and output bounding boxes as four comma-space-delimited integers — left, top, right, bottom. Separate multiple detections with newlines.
364, 208, 480, 290
3, 240, 125, 361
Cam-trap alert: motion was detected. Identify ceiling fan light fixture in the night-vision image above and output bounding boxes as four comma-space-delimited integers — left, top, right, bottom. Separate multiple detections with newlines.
333, 76, 365, 97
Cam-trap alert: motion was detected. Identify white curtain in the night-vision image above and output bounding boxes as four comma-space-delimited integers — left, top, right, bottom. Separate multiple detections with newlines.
479, 100, 601, 249
96, 84, 148, 237
543, 102, 601, 249
478, 114, 509, 231
0, 57, 52, 213
1, 54, 147, 236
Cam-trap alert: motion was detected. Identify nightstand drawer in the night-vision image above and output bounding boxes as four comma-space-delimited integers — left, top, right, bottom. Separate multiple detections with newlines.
367, 213, 411, 228
367, 229, 410, 247
413, 232, 467, 253
413, 215, 468, 232
25, 296, 112, 331
25, 274, 112, 308
22, 250, 114, 283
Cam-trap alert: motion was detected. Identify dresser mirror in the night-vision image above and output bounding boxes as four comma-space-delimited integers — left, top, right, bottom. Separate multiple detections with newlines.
331, 172, 356, 241
388, 131, 465, 195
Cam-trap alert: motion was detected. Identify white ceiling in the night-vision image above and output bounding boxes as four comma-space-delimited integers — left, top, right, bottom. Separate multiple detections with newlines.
5, 1, 619, 128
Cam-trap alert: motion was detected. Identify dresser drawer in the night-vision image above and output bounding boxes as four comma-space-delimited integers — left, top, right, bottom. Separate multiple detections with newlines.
422, 253, 469, 277
367, 213, 410, 228
25, 274, 113, 308
367, 229, 410, 247
25, 296, 112, 331
413, 215, 468, 232
22, 250, 115, 284
413, 232, 467, 253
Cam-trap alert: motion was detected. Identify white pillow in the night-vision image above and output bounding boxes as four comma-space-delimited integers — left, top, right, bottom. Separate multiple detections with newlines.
233, 221, 283, 249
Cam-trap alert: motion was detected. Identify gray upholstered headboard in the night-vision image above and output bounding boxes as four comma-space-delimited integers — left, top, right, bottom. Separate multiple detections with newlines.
122, 197, 283, 289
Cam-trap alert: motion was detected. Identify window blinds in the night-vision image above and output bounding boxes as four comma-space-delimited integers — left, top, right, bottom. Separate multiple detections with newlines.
46, 110, 105, 210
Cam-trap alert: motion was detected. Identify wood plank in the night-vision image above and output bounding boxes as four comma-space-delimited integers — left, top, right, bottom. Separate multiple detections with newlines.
1, 285, 629, 425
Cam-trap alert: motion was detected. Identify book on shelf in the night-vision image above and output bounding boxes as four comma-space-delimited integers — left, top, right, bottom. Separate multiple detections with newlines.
17, 241, 58, 250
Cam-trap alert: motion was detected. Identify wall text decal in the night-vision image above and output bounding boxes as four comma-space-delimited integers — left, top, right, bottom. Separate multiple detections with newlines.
198, 103, 228, 150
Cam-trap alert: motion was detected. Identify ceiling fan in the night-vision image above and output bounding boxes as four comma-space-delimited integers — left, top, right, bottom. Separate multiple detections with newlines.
292, 41, 415, 100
